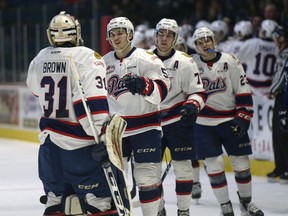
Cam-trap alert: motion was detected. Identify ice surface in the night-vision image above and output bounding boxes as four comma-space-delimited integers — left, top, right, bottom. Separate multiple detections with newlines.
1, 138, 287, 216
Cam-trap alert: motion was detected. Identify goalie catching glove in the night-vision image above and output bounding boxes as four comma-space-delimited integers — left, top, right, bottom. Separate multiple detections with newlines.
279, 106, 288, 133
123, 74, 154, 95
180, 100, 200, 127
231, 108, 253, 137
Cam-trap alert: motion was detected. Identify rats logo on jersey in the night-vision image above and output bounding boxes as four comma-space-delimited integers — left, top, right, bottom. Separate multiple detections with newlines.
107, 74, 128, 99
201, 77, 227, 95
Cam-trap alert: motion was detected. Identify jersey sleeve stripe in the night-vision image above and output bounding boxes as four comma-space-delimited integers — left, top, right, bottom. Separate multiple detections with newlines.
154, 79, 168, 102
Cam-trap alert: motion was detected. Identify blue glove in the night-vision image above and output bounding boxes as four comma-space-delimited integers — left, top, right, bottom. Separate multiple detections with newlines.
180, 103, 199, 127
231, 108, 253, 137
123, 74, 154, 95
279, 107, 288, 133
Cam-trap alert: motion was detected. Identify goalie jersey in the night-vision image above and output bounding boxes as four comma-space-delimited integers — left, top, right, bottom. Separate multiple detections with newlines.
26, 46, 109, 150
192, 52, 253, 126
104, 47, 170, 137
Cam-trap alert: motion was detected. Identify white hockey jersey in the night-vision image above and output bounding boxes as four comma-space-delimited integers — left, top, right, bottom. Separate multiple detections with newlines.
103, 47, 170, 137
154, 49, 206, 126
192, 52, 253, 126
27, 46, 109, 150
236, 38, 279, 96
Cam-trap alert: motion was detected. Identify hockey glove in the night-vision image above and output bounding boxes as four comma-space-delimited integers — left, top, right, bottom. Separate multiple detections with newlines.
180, 101, 199, 127
279, 107, 288, 133
123, 74, 154, 95
92, 141, 108, 163
231, 108, 253, 137
92, 123, 109, 163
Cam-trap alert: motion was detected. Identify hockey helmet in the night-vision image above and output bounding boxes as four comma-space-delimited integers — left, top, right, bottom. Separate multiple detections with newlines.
47, 11, 83, 47
192, 27, 216, 51
259, 19, 278, 39
106, 17, 134, 39
234, 21, 253, 40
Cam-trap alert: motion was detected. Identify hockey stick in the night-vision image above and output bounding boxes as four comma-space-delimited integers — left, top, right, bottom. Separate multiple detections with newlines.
130, 157, 137, 199
68, 55, 131, 216
161, 149, 172, 182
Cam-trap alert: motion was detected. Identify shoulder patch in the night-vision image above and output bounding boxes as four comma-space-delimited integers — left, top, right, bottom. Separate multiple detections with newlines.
94, 52, 102, 59
181, 52, 191, 58
146, 50, 154, 55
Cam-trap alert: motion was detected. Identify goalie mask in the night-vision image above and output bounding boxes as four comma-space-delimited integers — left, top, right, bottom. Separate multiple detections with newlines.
192, 27, 216, 52
155, 18, 179, 45
47, 11, 83, 47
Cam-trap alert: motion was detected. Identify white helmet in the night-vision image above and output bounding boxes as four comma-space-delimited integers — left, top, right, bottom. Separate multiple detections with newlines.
131, 31, 145, 47
195, 20, 210, 29
179, 24, 194, 40
192, 27, 216, 51
106, 17, 134, 39
155, 18, 179, 41
233, 21, 253, 40
135, 24, 148, 33
174, 35, 188, 53
47, 11, 83, 47
210, 20, 229, 36
259, 19, 278, 39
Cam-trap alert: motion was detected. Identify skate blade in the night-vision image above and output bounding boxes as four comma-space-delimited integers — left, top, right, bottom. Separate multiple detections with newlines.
267, 177, 278, 183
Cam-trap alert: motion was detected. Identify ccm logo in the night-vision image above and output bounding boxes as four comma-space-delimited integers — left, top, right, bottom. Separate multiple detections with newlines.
137, 148, 156, 153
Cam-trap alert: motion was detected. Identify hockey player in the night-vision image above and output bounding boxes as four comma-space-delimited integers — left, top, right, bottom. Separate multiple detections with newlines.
224, 21, 254, 55
174, 34, 204, 203
210, 20, 230, 52
26, 11, 120, 216
236, 19, 279, 96
191, 27, 264, 216
153, 18, 206, 216
103, 17, 171, 216
267, 25, 288, 183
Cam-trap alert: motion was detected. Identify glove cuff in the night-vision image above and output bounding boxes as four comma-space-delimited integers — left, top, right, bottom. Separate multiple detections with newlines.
236, 109, 253, 121
142, 76, 154, 96
184, 99, 200, 112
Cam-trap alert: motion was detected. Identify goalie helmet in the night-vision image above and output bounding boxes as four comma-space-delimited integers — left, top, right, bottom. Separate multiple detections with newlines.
259, 19, 278, 39
155, 18, 179, 43
192, 27, 216, 51
47, 11, 83, 47
106, 17, 134, 39
234, 21, 253, 41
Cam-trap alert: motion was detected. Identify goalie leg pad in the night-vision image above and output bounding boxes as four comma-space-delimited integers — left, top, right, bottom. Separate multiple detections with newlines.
43, 192, 63, 215
64, 194, 85, 215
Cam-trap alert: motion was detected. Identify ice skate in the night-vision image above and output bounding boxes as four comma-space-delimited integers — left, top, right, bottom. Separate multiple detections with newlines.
178, 209, 190, 216
157, 207, 166, 216
220, 201, 234, 216
238, 192, 264, 216
279, 172, 288, 184
266, 170, 280, 183
191, 182, 202, 204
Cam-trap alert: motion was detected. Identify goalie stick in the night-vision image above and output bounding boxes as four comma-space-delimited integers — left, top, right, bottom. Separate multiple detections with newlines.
68, 55, 132, 216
